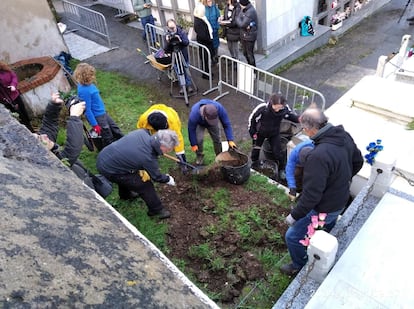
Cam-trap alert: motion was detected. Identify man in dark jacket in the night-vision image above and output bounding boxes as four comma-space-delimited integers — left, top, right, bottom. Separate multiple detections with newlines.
248, 93, 299, 170
96, 129, 178, 219
235, 0, 258, 66
188, 99, 236, 165
280, 107, 363, 276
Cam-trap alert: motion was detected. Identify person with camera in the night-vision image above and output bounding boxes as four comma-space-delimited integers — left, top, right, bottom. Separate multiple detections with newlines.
35, 93, 112, 198
73, 63, 123, 149
96, 129, 179, 220
137, 104, 189, 174
164, 19, 194, 95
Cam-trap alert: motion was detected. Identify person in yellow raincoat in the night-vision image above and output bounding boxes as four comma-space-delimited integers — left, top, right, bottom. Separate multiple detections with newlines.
137, 104, 188, 173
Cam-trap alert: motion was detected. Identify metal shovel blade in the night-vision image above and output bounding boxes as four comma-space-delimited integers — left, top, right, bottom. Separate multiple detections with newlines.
163, 153, 205, 175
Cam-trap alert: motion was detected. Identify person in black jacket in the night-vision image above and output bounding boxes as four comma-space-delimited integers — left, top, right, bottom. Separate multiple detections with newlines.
235, 0, 258, 66
248, 93, 299, 170
193, 2, 215, 80
35, 93, 111, 198
280, 107, 363, 276
219, 0, 241, 60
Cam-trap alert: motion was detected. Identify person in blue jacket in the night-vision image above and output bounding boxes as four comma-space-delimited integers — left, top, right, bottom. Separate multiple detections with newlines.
285, 139, 314, 201
74, 62, 123, 149
188, 99, 236, 165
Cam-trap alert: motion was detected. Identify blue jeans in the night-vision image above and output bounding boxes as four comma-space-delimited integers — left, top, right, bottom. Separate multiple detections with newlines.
140, 15, 155, 41
285, 208, 342, 269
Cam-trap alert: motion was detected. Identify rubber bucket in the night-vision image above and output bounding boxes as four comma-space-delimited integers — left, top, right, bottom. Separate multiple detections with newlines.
215, 148, 251, 185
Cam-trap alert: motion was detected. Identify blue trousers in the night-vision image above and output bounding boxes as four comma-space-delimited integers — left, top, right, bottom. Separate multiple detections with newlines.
140, 15, 155, 41
285, 208, 342, 269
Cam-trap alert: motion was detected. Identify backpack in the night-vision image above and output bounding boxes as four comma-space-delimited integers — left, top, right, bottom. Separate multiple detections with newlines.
299, 16, 315, 36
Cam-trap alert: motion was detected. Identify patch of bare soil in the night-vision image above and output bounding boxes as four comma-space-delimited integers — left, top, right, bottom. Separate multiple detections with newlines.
158, 164, 290, 306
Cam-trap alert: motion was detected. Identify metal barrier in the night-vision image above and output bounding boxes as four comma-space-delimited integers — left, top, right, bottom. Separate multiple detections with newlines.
214, 55, 326, 112
62, 0, 113, 48
145, 24, 214, 93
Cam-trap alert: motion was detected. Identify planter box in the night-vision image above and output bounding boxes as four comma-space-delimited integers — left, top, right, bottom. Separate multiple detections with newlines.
331, 21, 343, 31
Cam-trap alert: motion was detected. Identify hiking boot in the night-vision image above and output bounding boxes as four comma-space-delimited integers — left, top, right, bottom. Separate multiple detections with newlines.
196, 154, 204, 165
251, 160, 262, 170
279, 263, 301, 276
148, 208, 171, 219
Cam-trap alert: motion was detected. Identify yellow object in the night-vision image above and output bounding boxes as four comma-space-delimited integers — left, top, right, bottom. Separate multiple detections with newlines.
146, 54, 171, 71
228, 141, 237, 149
139, 170, 151, 182
137, 104, 185, 155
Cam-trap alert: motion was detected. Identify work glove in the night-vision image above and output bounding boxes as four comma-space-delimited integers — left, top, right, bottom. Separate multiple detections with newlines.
285, 214, 296, 226
191, 145, 198, 152
139, 170, 151, 182
176, 153, 189, 174
166, 174, 176, 186
288, 188, 297, 202
228, 141, 237, 149
93, 125, 102, 135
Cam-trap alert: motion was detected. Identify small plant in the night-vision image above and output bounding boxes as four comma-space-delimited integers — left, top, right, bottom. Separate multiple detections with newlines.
364, 139, 384, 165
188, 243, 213, 260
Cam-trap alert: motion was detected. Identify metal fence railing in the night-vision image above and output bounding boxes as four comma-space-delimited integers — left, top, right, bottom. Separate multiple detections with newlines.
62, 0, 113, 48
214, 55, 326, 113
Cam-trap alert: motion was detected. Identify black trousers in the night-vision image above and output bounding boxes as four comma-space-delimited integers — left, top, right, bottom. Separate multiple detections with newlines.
1, 95, 34, 132
105, 172, 163, 213
241, 39, 256, 67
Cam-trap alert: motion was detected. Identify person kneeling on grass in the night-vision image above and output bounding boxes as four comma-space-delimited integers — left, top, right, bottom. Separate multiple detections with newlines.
96, 129, 179, 219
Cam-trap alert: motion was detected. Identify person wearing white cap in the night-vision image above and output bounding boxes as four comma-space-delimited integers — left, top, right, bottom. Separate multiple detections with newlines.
188, 99, 236, 165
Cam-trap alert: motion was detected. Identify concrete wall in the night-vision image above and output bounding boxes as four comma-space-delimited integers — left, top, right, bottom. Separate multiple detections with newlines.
0, 0, 68, 63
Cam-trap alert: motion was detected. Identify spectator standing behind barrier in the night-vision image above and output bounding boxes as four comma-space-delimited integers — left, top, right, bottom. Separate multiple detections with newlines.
203, 0, 221, 63
193, 3, 215, 80
248, 93, 299, 172
235, 0, 258, 67
35, 93, 111, 198
137, 103, 189, 173
285, 139, 314, 201
188, 99, 236, 165
0, 60, 34, 132
132, 0, 155, 43
219, 0, 241, 60
164, 19, 194, 94
74, 63, 123, 149
96, 129, 179, 220
280, 107, 363, 276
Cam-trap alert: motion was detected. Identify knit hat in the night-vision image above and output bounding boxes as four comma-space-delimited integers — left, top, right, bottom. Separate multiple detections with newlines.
298, 146, 313, 166
203, 104, 219, 126
148, 112, 168, 130
239, 0, 250, 6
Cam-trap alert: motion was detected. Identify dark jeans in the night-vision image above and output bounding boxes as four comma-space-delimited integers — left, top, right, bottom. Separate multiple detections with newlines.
241, 39, 256, 67
251, 134, 282, 163
104, 172, 163, 214
140, 15, 155, 42
95, 113, 123, 147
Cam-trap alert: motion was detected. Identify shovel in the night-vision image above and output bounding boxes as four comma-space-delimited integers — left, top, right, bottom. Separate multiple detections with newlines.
163, 153, 205, 175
